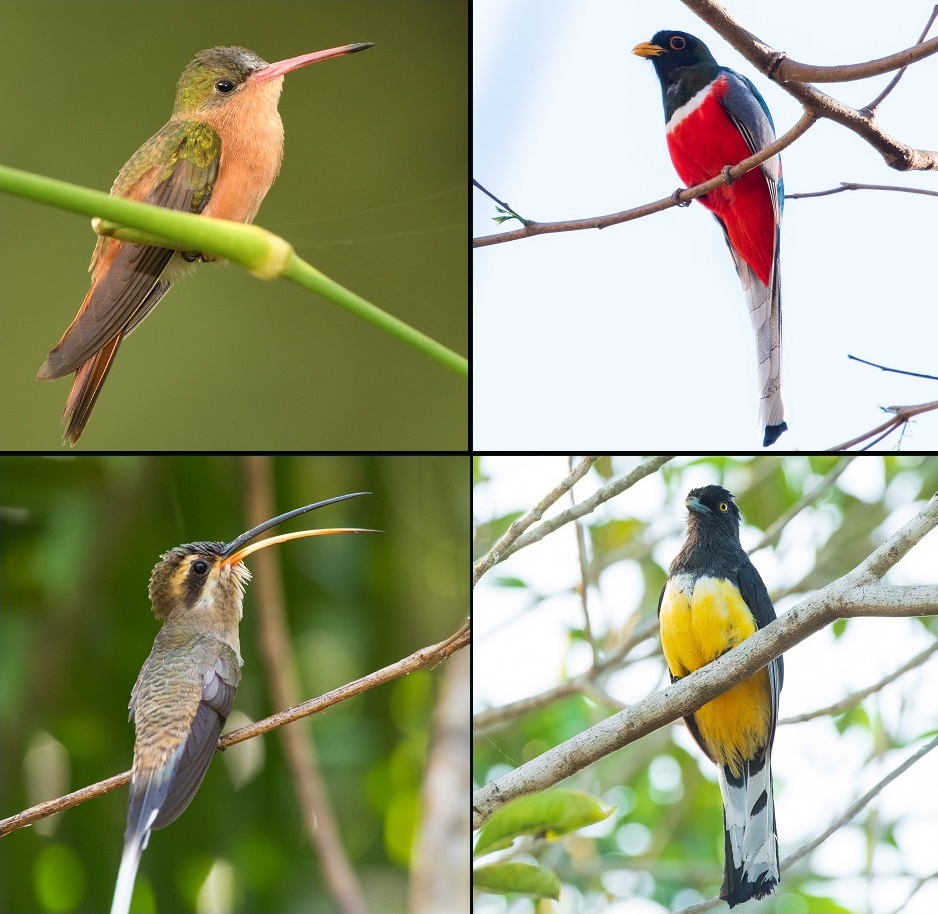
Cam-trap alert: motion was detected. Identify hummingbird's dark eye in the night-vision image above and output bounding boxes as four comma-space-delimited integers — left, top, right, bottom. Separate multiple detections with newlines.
192, 560, 209, 575
215, 79, 236, 94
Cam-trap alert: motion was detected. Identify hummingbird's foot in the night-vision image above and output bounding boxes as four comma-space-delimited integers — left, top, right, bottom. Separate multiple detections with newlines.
182, 251, 216, 263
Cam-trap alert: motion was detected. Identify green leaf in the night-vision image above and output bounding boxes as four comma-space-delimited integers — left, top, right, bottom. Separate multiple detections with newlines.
473, 862, 561, 899
474, 789, 613, 857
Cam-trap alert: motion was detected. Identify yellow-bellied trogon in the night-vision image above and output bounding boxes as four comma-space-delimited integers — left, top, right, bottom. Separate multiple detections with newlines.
658, 485, 782, 906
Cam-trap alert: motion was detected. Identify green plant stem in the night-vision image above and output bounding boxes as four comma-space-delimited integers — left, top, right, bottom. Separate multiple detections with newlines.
0, 163, 467, 377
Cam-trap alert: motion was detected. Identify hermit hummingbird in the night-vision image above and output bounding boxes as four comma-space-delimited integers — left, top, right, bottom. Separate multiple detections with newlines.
38, 42, 373, 446
110, 493, 374, 914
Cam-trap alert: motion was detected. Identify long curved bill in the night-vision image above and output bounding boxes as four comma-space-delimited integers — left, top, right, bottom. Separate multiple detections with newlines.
252, 42, 374, 83
223, 527, 377, 567
221, 492, 375, 565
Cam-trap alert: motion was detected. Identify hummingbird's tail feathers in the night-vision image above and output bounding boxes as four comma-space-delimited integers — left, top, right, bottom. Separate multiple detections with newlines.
61, 336, 122, 446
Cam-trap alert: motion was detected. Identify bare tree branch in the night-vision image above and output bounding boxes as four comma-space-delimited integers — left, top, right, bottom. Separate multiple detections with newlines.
0, 620, 469, 837
830, 400, 938, 451
681, 0, 938, 170
848, 355, 938, 382
473, 495, 938, 828
780, 640, 938, 724
473, 114, 815, 247
500, 456, 674, 561
788, 182, 938, 200
864, 5, 938, 114
473, 456, 600, 585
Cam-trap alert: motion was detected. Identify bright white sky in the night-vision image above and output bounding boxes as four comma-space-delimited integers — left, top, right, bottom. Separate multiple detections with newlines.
474, 456, 938, 914
473, 1, 938, 450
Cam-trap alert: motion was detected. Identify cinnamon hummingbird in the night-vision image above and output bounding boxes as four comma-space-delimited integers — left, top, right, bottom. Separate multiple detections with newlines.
38, 43, 373, 446
111, 493, 375, 914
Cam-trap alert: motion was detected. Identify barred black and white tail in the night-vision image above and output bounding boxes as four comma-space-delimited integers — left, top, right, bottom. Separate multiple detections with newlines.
718, 748, 779, 906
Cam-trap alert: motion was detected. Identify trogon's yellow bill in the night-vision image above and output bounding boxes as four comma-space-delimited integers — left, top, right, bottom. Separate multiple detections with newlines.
657, 485, 783, 906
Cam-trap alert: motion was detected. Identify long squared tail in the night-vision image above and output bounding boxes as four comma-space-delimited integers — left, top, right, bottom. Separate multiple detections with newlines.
718, 749, 779, 906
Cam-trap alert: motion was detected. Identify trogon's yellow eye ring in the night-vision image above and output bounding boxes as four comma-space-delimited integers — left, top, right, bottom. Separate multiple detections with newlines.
718, 502, 728, 513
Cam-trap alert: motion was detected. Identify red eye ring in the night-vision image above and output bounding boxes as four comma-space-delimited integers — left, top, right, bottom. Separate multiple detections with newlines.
670, 36, 686, 51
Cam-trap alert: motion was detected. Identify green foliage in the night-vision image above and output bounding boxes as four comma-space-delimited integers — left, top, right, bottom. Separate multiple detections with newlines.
474, 862, 561, 899
474, 789, 612, 857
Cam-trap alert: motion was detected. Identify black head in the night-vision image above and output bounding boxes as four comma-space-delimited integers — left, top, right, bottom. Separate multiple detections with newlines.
684, 485, 741, 539
632, 30, 719, 85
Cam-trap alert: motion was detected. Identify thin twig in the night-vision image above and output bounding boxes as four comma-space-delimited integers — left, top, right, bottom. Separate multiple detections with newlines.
788, 182, 938, 200
863, 5, 938, 115
780, 641, 938, 724
473, 179, 530, 225
848, 354, 938, 382
473, 114, 816, 246
0, 621, 469, 837
473, 457, 601, 585
830, 401, 938, 450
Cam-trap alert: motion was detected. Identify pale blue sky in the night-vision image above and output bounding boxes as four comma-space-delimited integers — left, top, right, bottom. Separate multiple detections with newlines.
474, 1, 938, 450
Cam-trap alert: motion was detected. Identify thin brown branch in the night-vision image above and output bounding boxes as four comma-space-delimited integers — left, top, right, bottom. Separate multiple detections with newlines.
863, 5, 938, 114
848, 355, 938, 382
473, 114, 816, 247
829, 401, 938, 451
0, 621, 469, 838
680, 0, 938, 170
473, 179, 530, 226
788, 182, 938, 200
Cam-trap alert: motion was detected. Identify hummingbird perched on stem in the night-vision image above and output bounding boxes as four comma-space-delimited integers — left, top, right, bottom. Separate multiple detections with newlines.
110, 493, 375, 914
38, 42, 373, 446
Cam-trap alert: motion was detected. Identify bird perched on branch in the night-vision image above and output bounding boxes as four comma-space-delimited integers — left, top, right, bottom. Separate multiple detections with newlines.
634, 31, 787, 447
658, 485, 783, 906
111, 494, 373, 914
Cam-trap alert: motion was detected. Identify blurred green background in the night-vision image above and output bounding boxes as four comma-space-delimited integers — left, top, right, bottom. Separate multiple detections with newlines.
0, 455, 469, 912
0, 1, 467, 449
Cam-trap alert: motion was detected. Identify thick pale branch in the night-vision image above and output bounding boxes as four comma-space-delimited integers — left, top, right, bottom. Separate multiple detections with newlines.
473, 495, 938, 828
0, 621, 468, 838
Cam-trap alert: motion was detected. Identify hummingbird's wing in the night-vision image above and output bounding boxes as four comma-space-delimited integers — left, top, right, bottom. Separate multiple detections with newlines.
113, 633, 240, 914
125, 632, 241, 837
38, 121, 221, 381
